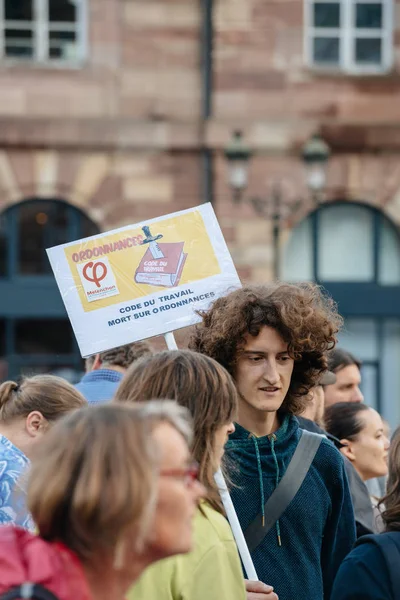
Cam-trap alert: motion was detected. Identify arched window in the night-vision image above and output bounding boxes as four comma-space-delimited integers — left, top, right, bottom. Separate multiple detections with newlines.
282, 202, 400, 285
0, 198, 99, 380
0, 198, 97, 277
281, 201, 400, 427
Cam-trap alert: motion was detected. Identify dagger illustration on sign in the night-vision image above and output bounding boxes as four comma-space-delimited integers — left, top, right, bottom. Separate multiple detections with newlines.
135, 224, 187, 288
140, 225, 165, 259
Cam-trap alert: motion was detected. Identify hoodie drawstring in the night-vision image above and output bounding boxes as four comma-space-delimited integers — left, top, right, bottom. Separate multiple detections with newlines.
250, 433, 282, 547
270, 435, 282, 547
251, 436, 265, 527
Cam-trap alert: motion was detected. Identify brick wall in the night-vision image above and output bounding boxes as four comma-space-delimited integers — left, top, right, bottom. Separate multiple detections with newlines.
210, 0, 400, 281
1, 0, 400, 284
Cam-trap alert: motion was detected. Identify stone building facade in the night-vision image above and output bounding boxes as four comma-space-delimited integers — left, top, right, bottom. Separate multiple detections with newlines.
2, 0, 400, 421
1, 1, 400, 279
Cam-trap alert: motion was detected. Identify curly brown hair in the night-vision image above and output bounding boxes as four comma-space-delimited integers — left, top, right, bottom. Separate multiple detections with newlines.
189, 283, 343, 415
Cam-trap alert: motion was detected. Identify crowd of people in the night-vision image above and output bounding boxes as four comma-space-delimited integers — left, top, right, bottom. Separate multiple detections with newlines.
0, 282, 398, 600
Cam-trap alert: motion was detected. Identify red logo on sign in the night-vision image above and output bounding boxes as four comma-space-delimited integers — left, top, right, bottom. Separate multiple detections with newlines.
82, 261, 107, 288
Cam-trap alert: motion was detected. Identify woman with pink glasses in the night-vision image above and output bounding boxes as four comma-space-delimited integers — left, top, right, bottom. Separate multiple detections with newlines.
0, 402, 204, 600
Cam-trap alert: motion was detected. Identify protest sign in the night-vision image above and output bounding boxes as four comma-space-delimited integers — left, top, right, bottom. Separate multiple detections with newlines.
47, 203, 241, 357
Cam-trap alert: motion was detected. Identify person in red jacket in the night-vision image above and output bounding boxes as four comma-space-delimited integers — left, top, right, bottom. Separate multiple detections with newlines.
0, 402, 204, 600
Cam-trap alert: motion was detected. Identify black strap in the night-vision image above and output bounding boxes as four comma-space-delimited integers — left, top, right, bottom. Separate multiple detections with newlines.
356, 533, 400, 599
244, 429, 323, 552
0, 583, 59, 600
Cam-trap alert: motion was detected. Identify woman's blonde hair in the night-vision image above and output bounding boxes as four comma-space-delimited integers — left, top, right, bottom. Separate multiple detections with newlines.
114, 350, 238, 514
0, 375, 86, 423
28, 401, 192, 562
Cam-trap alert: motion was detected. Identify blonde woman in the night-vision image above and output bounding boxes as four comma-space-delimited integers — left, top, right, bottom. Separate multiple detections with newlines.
0, 402, 203, 600
0, 375, 86, 528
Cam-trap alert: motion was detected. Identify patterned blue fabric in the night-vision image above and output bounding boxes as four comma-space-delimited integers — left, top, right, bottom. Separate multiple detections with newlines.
75, 369, 124, 404
0, 435, 33, 530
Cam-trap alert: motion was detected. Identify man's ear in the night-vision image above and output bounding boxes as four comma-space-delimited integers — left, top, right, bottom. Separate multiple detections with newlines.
25, 411, 47, 438
340, 439, 356, 462
92, 354, 103, 371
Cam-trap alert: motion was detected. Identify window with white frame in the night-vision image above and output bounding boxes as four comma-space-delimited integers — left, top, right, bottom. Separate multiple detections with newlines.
305, 0, 393, 74
0, 0, 87, 64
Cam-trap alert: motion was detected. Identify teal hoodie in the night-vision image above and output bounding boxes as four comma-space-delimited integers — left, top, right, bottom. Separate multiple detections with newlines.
225, 414, 355, 600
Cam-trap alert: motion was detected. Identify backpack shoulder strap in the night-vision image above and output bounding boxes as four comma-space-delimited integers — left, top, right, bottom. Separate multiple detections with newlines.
244, 429, 323, 552
356, 533, 400, 599
0, 583, 60, 600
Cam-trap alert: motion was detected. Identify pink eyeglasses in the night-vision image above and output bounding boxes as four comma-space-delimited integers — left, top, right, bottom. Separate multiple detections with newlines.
160, 462, 200, 486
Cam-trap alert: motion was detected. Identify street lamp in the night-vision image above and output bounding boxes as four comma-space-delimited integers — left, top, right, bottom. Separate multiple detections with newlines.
224, 131, 331, 279
223, 131, 252, 202
301, 134, 331, 200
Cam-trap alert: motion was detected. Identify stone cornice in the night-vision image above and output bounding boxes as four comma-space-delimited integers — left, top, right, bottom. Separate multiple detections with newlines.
2, 118, 400, 153
0, 118, 203, 151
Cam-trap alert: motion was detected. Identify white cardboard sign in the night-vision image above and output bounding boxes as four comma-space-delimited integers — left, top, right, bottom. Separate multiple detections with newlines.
47, 203, 241, 356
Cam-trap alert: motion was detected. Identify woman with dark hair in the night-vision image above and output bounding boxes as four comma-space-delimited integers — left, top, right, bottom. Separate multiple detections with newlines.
325, 402, 390, 537
115, 350, 277, 600
325, 402, 389, 484
0, 402, 203, 600
332, 426, 400, 600
189, 283, 355, 600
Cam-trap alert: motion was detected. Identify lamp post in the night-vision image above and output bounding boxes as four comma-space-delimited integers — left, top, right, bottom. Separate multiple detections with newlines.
224, 131, 331, 279
301, 134, 331, 203
223, 131, 253, 202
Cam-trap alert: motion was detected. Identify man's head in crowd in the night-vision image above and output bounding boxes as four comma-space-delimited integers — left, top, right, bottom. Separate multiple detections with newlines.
323, 348, 363, 407
301, 370, 336, 427
190, 283, 342, 435
85, 341, 153, 374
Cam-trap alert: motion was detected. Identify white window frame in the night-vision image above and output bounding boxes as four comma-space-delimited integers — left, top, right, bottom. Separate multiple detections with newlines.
304, 0, 394, 75
0, 0, 88, 66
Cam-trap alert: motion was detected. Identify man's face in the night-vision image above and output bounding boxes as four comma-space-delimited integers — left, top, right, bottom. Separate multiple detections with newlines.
234, 326, 295, 416
324, 364, 364, 407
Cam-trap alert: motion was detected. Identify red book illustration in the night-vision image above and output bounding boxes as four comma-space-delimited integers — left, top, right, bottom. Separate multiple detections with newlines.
134, 226, 187, 288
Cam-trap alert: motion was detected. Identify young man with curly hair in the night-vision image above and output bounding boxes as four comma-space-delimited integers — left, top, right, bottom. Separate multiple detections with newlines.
189, 283, 356, 600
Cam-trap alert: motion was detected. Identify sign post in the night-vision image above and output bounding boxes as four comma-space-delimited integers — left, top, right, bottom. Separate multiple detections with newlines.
164, 332, 179, 351
214, 470, 259, 581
